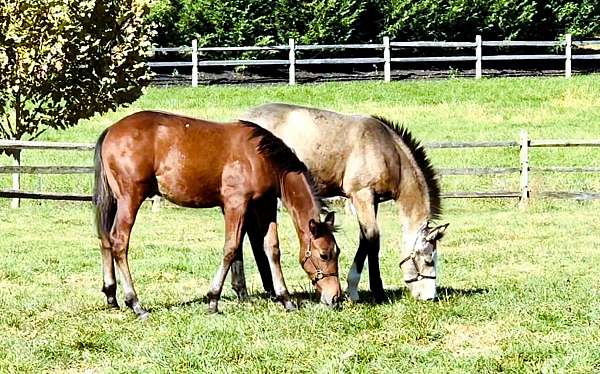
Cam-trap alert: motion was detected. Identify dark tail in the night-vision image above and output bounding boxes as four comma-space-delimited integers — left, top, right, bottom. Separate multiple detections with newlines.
93, 128, 117, 239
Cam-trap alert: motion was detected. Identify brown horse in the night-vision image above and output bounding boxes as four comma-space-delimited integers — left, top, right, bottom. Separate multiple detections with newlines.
240, 103, 448, 302
93, 110, 342, 318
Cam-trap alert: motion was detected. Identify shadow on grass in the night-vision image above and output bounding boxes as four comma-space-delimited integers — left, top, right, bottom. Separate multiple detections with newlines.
146, 296, 208, 312
142, 285, 489, 312
145, 291, 274, 312
436, 286, 488, 301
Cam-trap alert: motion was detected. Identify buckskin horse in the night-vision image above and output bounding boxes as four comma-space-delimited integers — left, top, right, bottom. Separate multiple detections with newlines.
239, 103, 448, 302
93, 110, 342, 318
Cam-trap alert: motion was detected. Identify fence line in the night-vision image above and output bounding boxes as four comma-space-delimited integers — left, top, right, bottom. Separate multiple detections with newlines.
1, 131, 599, 208
150, 34, 600, 86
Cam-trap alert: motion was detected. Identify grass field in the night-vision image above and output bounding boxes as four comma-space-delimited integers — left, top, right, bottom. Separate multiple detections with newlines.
1, 76, 600, 372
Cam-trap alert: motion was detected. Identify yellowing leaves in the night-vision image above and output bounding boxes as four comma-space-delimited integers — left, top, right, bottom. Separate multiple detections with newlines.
0, 0, 153, 142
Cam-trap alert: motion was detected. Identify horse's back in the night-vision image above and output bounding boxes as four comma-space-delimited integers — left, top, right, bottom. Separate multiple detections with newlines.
102, 111, 257, 207
242, 104, 401, 197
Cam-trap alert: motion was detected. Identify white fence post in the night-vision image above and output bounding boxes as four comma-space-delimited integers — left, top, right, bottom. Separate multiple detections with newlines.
11, 150, 20, 208
383, 36, 391, 82
289, 38, 296, 85
519, 129, 530, 208
191, 39, 198, 87
565, 33, 572, 78
475, 35, 482, 79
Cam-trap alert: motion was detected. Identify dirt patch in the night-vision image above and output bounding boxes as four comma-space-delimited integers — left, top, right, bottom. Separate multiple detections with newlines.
444, 322, 506, 357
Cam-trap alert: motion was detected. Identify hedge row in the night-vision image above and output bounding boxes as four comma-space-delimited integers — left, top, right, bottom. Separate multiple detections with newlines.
148, 0, 600, 47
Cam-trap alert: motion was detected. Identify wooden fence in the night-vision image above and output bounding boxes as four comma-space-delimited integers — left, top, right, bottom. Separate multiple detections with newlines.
1, 131, 599, 209
151, 34, 600, 85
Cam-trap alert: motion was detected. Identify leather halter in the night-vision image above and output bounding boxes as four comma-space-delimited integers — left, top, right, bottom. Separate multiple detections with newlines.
302, 240, 338, 285
399, 225, 437, 284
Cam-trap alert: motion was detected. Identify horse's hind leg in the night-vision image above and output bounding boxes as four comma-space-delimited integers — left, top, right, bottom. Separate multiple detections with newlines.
207, 199, 248, 314
111, 192, 147, 318
346, 189, 384, 303
100, 236, 118, 308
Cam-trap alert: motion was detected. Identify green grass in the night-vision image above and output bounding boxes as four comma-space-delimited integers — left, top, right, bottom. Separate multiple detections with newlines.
1, 200, 599, 372
1, 76, 600, 372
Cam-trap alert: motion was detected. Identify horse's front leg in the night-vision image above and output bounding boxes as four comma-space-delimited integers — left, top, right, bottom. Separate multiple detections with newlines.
262, 220, 296, 311
230, 214, 276, 301
207, 199, 248, 314
346, 189, 384, 303
230, 248, 249, 301
245, 216, 276, 297
251, 198, 295, 311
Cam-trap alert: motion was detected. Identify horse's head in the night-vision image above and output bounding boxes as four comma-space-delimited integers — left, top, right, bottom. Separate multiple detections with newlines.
401, 222, 449, 301
303, 211, 342, 308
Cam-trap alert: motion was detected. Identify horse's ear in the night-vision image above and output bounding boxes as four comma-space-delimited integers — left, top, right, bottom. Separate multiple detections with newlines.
309, 219, 318, 237
324, 211, 335, 226
426, 223, 449, 241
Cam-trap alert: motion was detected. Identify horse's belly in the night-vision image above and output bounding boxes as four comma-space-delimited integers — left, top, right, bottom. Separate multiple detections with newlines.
156, 174, 221, 208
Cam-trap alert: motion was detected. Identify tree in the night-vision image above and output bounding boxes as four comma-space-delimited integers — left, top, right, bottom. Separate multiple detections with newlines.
0, 0, 153, 148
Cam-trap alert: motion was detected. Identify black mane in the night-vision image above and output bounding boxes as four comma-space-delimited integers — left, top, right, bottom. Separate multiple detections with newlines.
241, 120, 332, 213
242, 120, 307, 174
372, 116, 442, 220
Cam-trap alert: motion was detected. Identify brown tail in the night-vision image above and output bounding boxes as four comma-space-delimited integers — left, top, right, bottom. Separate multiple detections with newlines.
93, 128, 117, 239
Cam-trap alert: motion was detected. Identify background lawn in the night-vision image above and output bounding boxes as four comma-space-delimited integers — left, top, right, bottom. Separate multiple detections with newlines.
1, 76, 599, 372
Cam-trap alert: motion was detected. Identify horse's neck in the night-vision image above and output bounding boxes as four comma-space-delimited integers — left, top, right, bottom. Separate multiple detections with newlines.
280, 171, 320, 242
397, 159, 431, 252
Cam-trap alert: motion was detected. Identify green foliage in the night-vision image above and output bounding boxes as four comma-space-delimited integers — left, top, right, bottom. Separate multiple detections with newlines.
148, 0, 370, 47
0, 0, 153, 147
148, 0, 600, 47
382, 0, 485, 41
382, 0, 600, 40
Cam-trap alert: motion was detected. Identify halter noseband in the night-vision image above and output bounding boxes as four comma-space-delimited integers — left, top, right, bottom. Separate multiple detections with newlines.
399, 225, 437, 284
302, 240, 338, 285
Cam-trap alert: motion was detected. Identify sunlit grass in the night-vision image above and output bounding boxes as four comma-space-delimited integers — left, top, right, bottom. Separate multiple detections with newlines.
0, 200, 599, 372
1, 75, 600, 372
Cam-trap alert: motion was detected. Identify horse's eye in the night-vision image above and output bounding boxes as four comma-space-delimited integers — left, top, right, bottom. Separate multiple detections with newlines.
319, 252, 331, 261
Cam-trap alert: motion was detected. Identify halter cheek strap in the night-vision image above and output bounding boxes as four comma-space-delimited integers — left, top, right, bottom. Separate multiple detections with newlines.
399, 227, 436, 283
302, 240, 338, 285
399, 254, 436, 283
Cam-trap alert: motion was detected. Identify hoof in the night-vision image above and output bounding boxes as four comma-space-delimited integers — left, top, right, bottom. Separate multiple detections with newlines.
233, 287, 249, 302
330, 295, 343, 310
283, 300, 297, 312
107, 300, 120, 309
346, 290, 360, 302
133, 304, 149, 319
266, 290, 277, 301
372, 292, 388, 304
207, 299, 220, 314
